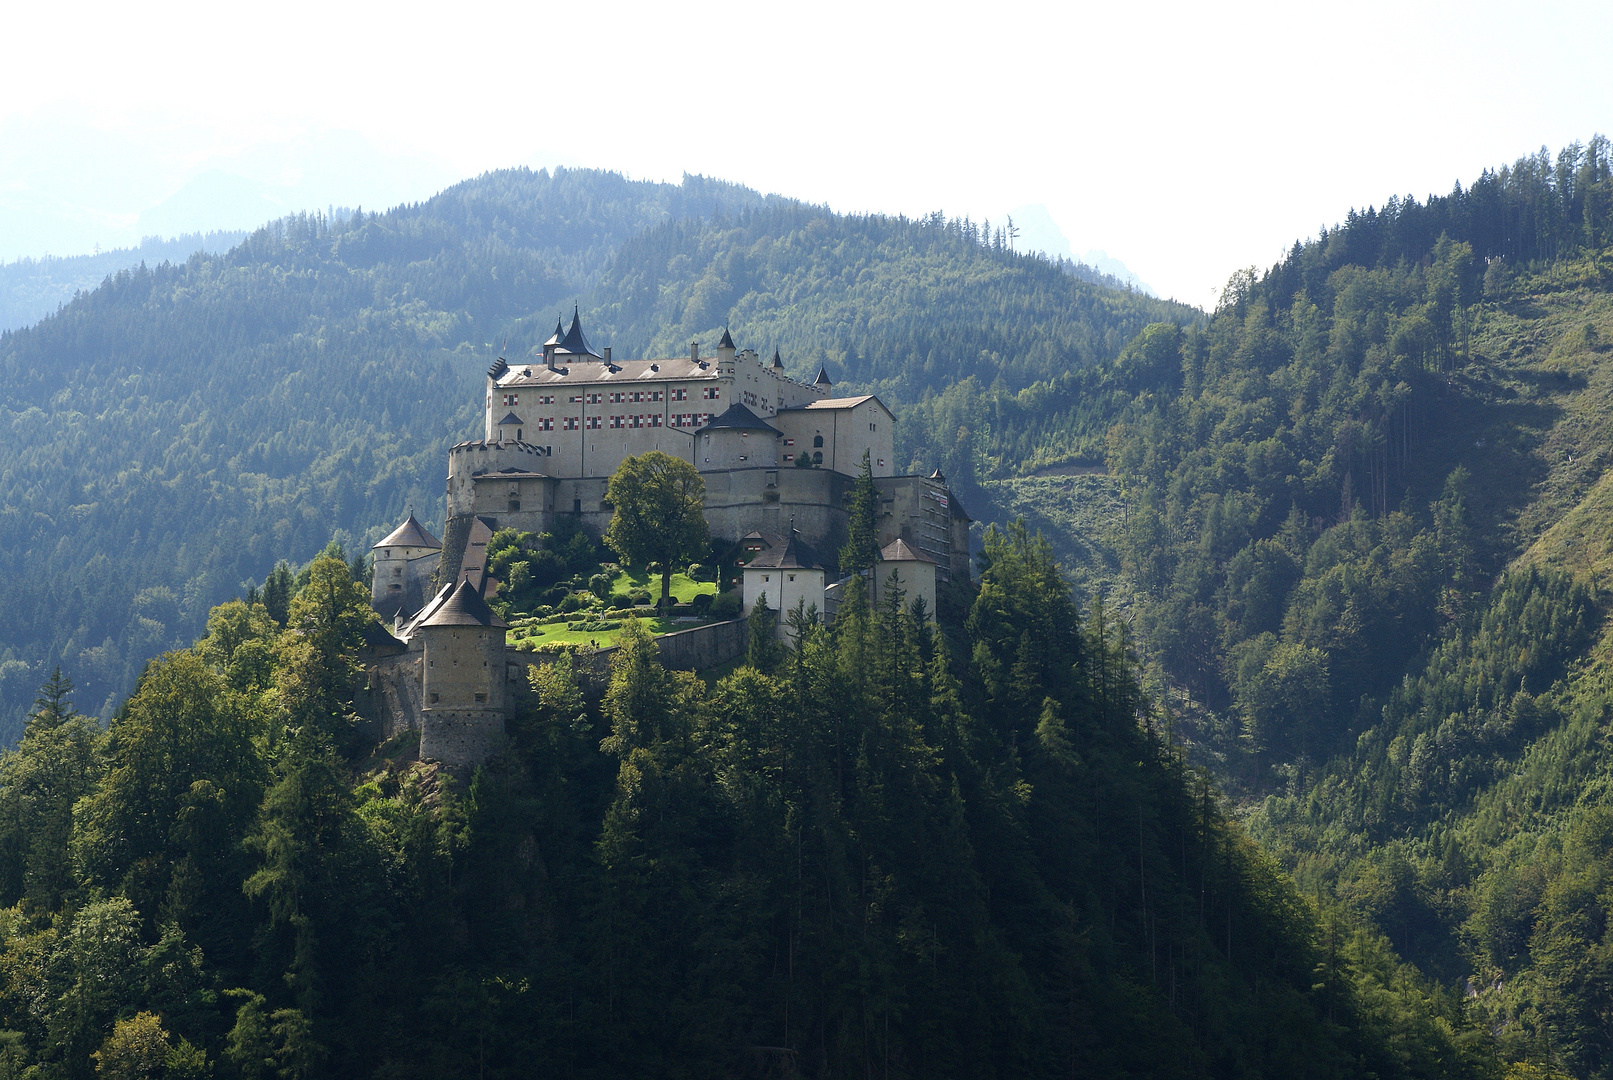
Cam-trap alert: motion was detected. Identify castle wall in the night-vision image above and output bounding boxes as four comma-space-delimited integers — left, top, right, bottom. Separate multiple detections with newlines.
743, 566, 825, 635
421, 624, 506, 712
772, 398, 895, 476
875, 475, 967, 581
651, 617, 749, 668
420, 710, 505, 773
447, 441, 559, 515
487, 346, 827, 480
872, 559, 937, 620
468, 473, 558, 521
701, 466, 852, 555
372, 547, 439, 608
363, 618, 749, 770
697, 426, 778, 471
357, 652, 423, 742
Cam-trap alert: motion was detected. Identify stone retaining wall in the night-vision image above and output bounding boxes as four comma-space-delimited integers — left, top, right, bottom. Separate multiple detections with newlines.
364, 619, 751, 770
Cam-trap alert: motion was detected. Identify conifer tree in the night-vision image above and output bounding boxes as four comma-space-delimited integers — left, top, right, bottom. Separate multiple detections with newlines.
746, 592, 784, 672
840, 450, 880, 576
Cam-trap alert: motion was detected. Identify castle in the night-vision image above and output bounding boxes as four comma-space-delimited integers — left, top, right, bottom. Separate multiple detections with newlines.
359, 311, 972, 770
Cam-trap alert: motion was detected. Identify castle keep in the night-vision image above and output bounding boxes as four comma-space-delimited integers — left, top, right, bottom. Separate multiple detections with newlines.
361, 312, 972, 771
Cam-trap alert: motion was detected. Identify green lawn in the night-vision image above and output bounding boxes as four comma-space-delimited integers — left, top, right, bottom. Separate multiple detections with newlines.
503, 569, 720, 651
607, 568, 716, 604
507, 614, 709, 651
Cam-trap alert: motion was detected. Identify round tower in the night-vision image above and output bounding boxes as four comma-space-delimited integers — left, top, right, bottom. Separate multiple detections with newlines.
416, 579, 508, 772
372, 512, 442, 620
697, 403, 780, 471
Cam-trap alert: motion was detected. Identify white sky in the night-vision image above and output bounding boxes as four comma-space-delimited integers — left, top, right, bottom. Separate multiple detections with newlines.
3, 0, 1611, 306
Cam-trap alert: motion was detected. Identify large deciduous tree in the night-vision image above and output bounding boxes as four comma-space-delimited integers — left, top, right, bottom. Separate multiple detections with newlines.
603, 451, 708, 613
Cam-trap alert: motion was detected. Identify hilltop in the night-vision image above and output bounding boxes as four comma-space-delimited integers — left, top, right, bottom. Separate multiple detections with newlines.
0, 166, 1190, 731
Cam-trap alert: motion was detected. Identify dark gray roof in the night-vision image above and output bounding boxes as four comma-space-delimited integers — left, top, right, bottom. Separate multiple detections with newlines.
487, 356, 509, 380
929, 467, 946, 481
744, 530, 823, 570
360, 619, 408, 654
557, 306, 603, 358
701, 402, 780, 434
420, 579, 508, 629
543, 316, 564, 347
813, 365, 832, 386
771, 347, 784, 369
374, 512, 442, 550
498, 411, 525, 426
880, 538, 935, 564
717, 326, 735, 349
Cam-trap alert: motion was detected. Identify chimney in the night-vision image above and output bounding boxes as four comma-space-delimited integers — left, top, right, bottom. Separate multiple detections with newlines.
691, 342, 700, 361
603, 346, 611, 363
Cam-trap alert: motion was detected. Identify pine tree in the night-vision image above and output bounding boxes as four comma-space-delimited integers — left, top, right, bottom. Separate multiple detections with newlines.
840, 450, 880, 575
746, 592, 784, 672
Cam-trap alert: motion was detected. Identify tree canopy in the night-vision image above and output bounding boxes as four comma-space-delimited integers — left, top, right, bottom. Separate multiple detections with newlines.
603, 451, 709, 612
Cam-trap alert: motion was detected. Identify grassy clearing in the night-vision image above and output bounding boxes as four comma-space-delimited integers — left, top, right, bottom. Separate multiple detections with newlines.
607, 568, 716, 604
507, 613, 712, 651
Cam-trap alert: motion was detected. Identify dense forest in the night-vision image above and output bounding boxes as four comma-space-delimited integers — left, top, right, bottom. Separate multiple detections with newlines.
0, 525, 1493, 1078
0, 232, 248, 333
12, 132, 1613, 1075
1062, 138, 1613, 1078
0, 167, 1188, 734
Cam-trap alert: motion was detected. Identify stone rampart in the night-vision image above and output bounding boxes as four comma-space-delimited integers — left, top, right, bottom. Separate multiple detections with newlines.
365, 619, 750, 770
649, 618, 748, 670
420, 710, 505, 772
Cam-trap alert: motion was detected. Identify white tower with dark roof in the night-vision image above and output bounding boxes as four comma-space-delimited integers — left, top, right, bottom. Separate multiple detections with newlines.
371, 511, 442, 620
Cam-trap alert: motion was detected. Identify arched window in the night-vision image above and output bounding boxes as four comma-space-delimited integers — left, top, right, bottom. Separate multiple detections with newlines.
813, 451, 823, 464
813, 435, 824, 447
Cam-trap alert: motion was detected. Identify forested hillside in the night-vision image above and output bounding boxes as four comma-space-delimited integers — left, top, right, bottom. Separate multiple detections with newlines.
0, 231, 248, 332
0, 527, 1493, 1078
1034, 137, 1613, 1078
0, 167, 1185, 733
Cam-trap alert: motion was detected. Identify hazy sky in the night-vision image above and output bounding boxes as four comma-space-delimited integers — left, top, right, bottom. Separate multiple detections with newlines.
4, 0, 1611, 305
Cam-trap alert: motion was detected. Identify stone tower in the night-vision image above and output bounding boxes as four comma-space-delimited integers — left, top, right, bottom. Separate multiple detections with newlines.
371, 512, 442, 621
416, 579, 508, 771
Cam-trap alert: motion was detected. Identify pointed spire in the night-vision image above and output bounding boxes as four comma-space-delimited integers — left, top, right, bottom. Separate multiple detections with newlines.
717, 326, 735, 349
813, 365, 832, 387
557, 305, 603, 359
543, 315, 564, 347
771, 347, 784, 369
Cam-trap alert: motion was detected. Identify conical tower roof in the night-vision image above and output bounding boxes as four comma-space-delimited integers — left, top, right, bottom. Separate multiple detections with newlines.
543, 315, 565, 347
420, 579, 507, 628
374, 512, 442, 550
717, 326, 735, 349
880, 537, 935, 564
813, 365, 832, 387
771, 347, 784, 369
702, 402, 780, 432
557, 305, 603, 358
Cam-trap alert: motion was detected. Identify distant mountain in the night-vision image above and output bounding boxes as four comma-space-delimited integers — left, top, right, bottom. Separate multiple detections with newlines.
0, 232, 248, 331
0, 166, 1184, 732
1004, 203, 1156, 294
